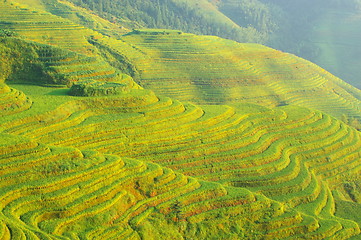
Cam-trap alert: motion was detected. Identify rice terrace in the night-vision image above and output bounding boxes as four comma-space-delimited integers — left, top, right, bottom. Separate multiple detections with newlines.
1, 0, 361, 239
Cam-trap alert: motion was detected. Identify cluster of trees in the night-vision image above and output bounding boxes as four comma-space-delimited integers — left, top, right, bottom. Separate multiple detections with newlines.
218, 0, 278, 34
0, 29, 16, 37
0, 37, 38, 82
341, 114, 361, 131
67, 0, 267, 43
69, 80, 128, 97
0, 37, 64, 84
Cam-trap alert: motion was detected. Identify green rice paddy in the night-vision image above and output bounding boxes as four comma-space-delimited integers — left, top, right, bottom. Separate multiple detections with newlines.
0, 0, 361, 239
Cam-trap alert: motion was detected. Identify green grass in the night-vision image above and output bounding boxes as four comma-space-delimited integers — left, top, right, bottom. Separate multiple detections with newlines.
334, 190, 361, 227
1, 84, 73, 123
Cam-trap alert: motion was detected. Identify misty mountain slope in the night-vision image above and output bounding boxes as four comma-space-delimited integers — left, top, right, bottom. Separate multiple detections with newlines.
214, 0, 361, 90
63, 0, 361, 90
309, 7, 361, 90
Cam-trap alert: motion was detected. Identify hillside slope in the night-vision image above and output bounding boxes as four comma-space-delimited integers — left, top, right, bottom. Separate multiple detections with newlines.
0, 133, 295, 239
4, 0, 361, 127
1, 1, 361, 239
64, 0, 270, 44
93, 29, 361, 125
2, 0, 360, 126
10, 0, 130, 38
62, 0, 361, 90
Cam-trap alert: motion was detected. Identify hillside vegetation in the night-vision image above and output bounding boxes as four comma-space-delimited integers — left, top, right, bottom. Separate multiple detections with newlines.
66, 0, 271, 44
0, 0, 361, 239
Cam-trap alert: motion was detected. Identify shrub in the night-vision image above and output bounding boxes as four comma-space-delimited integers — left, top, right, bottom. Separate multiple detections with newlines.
0, 28, 16, 37
68, 80, 129, 97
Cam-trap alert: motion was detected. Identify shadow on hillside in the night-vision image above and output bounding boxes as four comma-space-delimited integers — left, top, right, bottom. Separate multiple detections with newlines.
47, 88, 69, 96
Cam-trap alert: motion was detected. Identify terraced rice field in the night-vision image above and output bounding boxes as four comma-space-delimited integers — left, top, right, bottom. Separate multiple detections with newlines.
36, 44, 135, 86
1, 1, 361, 238
0, 84, 32, 116
15, 0, 130, 37
1, 84, 360, 239
0, 1, 97, 55
0, 1, 139, 88
95, 29, 361, 122
2, 0, 361, 123
3, 131, 352, 239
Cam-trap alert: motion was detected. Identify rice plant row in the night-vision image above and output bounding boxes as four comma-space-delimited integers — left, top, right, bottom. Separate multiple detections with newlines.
0, 84, 32, 117
2, 132, 355, 239
2, 88, 361, 238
